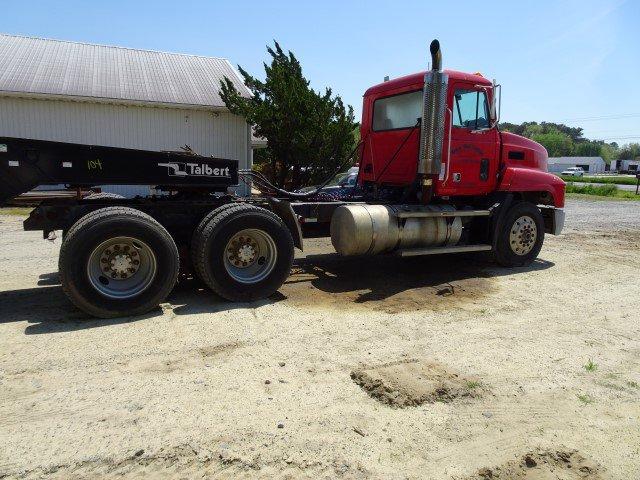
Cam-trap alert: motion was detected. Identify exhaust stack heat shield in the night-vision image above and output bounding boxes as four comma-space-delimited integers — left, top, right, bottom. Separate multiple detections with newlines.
418, 40, 448, 177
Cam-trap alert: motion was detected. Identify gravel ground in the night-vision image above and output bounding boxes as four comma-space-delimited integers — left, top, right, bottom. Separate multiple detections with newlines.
0, 198, 639, 479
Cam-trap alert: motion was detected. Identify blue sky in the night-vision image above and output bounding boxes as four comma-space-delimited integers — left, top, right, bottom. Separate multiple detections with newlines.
3, 0, 639, 145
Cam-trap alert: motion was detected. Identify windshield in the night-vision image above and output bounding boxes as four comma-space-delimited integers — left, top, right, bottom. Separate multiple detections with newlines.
327, 172, 350, 187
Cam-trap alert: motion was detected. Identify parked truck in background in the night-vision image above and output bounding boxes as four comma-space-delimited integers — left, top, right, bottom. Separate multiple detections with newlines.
0, 40, 565, 318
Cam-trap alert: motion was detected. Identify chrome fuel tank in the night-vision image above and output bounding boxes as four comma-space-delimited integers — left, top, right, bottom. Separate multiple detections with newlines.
330, 204, 462, 256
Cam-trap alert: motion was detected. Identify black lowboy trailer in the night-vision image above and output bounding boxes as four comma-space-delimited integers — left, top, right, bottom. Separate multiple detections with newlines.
1, 137, 308, 318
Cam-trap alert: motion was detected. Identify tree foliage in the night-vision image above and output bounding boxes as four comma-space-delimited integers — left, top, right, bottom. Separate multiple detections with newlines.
219, 42, 357, 189
617, 143, 640, 160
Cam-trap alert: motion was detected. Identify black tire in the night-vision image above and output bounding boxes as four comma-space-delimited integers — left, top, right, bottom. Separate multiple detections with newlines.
191, 202, 236, 282
495, 201, 545, 267
192, 204, 294, 302
59, 207, 179, 318
84, 192, 125, 200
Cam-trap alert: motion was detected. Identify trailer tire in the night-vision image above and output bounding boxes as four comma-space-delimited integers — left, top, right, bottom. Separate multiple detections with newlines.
59, 207, 179, 318
192, 204, 294, 302
494, 201, 545, 267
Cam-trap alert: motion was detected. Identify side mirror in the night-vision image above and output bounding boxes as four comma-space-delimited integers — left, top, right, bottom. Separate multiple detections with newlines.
491, 80, 501, 127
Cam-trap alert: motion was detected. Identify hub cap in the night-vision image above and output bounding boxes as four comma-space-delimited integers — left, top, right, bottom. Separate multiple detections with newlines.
88, 237, 157, 299
224, 229, 277, 284
509, 216, 537, 256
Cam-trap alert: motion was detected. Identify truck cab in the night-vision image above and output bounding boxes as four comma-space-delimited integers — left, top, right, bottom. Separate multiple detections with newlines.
359, 70, 565, 208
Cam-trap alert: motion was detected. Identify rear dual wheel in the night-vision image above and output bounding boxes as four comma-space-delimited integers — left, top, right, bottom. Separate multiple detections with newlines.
59, 207, 179, 318
192, 204, 294, 302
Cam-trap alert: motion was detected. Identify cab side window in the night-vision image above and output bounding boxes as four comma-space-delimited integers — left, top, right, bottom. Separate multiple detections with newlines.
452, 89, 489, 130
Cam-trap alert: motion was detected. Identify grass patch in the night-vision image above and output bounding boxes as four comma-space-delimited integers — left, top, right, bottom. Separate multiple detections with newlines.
466, 380, 482, 390
566, 192, 638, 202
577, 393, 594, 405
584, 359, 598, 372
565, 183, 640, 199
560, 175, 639, 186
627, 381, 639, 389
0, 207, 33, 216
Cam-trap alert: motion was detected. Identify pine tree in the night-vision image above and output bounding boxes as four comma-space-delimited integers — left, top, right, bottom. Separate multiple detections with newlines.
220, 42, 357, 189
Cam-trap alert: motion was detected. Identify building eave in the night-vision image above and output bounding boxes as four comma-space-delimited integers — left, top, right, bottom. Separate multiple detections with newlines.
0, 90, 230, 112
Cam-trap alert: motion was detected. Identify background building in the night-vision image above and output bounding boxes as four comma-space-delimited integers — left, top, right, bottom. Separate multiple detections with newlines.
0, 33, 253, 196
610, 159, 640, 173
547, 156, 606, 174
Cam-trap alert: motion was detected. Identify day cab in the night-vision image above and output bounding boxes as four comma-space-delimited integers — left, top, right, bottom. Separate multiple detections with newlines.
358, 70, 565, 209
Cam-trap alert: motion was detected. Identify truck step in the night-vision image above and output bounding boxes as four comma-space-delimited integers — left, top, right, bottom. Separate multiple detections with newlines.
394, 209, 491, 219
396, 244, 493, 257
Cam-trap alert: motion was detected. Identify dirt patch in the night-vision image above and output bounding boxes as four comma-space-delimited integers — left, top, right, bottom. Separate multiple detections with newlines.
281, 240, 533, 314
467, 449, 605, 479
351, 359, 481, 408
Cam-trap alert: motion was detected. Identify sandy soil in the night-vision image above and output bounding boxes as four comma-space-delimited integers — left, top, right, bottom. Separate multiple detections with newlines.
0, 199, 639, 479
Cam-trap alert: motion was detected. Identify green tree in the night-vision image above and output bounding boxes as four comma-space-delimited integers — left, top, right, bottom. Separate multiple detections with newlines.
219, 42, 357, 189
617, 142, 640, 160
574, 141, 601, 157
531, 128, 574, 157
599, 143, 616, 164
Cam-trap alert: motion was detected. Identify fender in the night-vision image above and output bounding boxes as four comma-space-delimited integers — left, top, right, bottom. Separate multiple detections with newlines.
497, 167, 565, 208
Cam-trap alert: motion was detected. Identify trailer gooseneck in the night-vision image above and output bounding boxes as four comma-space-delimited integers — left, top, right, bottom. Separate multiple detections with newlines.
0, 40, 565, 318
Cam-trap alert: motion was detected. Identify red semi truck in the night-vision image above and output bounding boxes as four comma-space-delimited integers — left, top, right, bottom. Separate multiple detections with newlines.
0, 40, 565, 318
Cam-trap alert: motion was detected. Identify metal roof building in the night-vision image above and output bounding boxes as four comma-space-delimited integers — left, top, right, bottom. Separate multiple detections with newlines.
547, 156, 606, 174
0, 33, 253, 196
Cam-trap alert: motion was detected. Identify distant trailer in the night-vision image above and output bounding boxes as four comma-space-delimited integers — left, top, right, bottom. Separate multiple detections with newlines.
611, 159, 640, 173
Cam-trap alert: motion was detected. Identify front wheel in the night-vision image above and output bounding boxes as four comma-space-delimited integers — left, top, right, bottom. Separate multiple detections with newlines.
192, 204, 294, 302
494, 201, 545, 267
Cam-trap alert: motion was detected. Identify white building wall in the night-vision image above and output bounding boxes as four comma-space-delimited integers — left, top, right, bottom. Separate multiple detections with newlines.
0, 96, 251, 196
548, 160, 605, 174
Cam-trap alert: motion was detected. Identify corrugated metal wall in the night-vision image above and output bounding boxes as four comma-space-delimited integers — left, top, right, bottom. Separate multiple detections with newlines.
0, 96, 251, 196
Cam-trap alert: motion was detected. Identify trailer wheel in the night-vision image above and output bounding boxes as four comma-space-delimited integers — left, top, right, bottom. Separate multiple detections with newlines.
192, 204, 294, 302
495, 201, 545, 267
59, 207, 179, 318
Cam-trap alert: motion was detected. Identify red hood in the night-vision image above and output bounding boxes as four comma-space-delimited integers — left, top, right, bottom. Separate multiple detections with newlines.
500, 131, 548, 171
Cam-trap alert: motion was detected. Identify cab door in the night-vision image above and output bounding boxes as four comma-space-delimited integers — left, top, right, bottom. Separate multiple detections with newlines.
437, 82, 499, 196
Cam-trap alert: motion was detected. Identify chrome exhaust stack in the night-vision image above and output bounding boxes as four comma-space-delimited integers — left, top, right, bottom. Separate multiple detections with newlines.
417, 40, 449, 202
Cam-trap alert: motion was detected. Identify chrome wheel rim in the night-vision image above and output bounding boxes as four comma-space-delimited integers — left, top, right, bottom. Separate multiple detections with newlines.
223, 229, 277, 284
87, 236, 157, 299
509, 216, 537, 256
